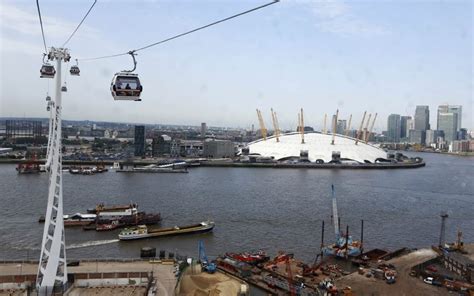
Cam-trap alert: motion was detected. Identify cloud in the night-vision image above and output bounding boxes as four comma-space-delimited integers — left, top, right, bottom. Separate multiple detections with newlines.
308, 0, 388, 37
0, 2, 99, 40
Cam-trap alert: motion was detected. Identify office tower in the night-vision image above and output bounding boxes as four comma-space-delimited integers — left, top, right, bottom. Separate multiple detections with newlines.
438, 105, 462, 131
134, 125, 146, 156
400, 116, 411, 139
438, 113, 458, 142
415, 105, 430, 131
201, 122, 207, 138
387, 114, 401, 142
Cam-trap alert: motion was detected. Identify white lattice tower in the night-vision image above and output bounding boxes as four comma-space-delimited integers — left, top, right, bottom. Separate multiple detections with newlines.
37, 47, 68, 295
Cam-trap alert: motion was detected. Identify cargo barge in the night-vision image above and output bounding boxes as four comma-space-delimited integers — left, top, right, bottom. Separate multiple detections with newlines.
118, 221, 214, 240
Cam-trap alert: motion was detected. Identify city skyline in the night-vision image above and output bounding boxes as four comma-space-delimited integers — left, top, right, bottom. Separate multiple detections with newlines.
0, 0, 472, 130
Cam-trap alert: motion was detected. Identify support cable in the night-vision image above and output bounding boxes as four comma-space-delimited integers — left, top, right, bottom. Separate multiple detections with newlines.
62, 0, 98, 47
79, 0, 279, 61
36, 0, 48, 53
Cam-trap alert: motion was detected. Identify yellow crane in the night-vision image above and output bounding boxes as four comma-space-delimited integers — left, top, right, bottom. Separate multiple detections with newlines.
345, 114, 352, 137
256, 109, 267, 140
355, 111, 367, 145
271, 108, 281, 142
331, 109, 339, 145
366, 113, 377, 143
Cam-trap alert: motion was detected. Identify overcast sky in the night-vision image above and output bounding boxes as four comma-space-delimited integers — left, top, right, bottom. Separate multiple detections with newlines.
0, 0, 472, 132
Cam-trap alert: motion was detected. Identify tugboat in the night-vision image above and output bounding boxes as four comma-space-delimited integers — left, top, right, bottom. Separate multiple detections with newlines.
16, 154, 41, 174
118, 221, 214, 240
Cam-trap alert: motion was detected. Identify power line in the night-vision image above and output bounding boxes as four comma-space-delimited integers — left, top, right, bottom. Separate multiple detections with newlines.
62, 0, 98, 47
36, 0, 48, 53
80, 0, 279, 61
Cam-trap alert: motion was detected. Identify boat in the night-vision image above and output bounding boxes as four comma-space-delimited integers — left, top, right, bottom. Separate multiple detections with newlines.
63, 213, 96, 226
39, 213, 96, 226
88, 203, 137, 214
117, 163, 188, 173
322, 185, 362, 258
17, 162, 41, 174
226, 251, 270, 265
95, 212, 161, 231
118, 221, 214, 240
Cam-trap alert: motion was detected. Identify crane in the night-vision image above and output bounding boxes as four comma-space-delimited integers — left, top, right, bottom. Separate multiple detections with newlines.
285, 256, 296, 296
271, 108, 280, 142
198, 241, 216, 273
256, 109, 267, 140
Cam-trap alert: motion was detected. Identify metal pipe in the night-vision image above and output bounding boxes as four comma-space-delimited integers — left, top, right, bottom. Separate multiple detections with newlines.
363, 113, 372, 143
366, 113, 377, 143
323, 114, 327, 134
320, 220, 325, 257
300, 108, 305, 144
331, 109, 339, 145
345, 114, 352, 137
345, 225, 349, 258
355, 111, 367, 145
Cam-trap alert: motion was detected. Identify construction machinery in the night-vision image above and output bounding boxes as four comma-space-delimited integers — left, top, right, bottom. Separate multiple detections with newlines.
198, 241, 216, 273
322, 185, 362, 258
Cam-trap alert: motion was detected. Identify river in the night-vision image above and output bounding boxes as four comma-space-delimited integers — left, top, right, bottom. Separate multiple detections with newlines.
0, 152, 472, 262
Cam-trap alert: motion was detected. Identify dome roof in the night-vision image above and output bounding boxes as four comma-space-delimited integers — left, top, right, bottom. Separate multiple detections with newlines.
245, 132, 387, 163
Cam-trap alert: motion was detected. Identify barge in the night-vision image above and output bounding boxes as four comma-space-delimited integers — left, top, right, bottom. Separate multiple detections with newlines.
118, 221, 214, 240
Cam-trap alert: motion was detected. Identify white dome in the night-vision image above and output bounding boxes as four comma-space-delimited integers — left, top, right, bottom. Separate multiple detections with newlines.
245, 132, 387, 163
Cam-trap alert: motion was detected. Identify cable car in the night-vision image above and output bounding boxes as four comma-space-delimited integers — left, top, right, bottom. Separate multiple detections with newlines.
45, 95, 51, 101
110, 72, 143, 101
61, 85, 67, 92
70, 65, 80, 76
40, 63, 56, 78
70, 59, 80, 76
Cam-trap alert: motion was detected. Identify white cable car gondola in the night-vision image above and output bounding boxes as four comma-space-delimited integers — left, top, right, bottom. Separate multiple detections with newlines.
70, 59, 80, 76
110, 51, 143, 101
40, 53, 55, 79
46, 95, 51, 101
61, 83, 67, 92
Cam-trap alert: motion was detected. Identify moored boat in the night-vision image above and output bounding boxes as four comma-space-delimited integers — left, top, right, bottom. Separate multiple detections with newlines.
118, 221, 214, 241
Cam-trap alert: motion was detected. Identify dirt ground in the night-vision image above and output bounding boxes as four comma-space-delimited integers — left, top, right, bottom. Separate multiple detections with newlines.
335, 249, 450, 296
176, 266, 247, 296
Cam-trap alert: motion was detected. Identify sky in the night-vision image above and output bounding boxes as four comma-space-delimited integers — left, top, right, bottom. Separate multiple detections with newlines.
0, 0, 472, 132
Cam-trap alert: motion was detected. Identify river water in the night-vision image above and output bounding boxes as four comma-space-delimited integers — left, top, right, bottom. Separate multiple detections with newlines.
0, 152, 472, 262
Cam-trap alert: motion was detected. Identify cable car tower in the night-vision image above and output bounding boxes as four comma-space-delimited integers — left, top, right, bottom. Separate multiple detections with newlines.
37, 47, 70, 295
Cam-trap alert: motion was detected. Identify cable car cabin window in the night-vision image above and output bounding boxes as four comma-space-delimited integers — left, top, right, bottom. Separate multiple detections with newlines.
114, 76, 142, 97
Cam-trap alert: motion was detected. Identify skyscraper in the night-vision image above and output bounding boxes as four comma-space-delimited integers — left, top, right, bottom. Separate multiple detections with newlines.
400, 116, 411, 139
134, 125, 146, 156
414, 105, 430, 131
437, 105, 462, 131
201, 122, 207, 138
438, 113, 458, 142
336, 120, 347, 135
387, 114, 401, 143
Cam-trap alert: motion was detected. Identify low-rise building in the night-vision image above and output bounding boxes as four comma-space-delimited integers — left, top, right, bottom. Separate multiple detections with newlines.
203, 139, 234, 158
443, 251, 474, 284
